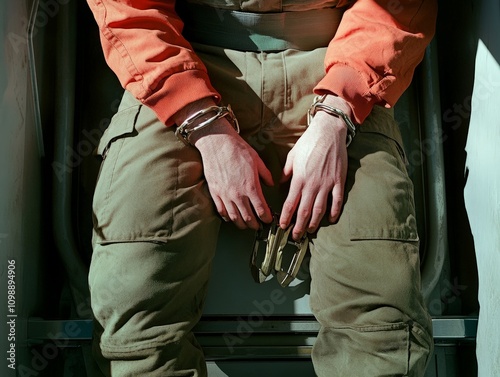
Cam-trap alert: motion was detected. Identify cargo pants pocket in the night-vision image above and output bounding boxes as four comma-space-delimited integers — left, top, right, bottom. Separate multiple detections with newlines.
345, 106, 419, 243
92, 103, 143, 245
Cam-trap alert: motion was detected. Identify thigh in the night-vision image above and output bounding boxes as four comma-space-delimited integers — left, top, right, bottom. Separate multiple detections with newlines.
92, 91, 218, 245
90, 91, 220, 375
310, 106, 424, 322
309, 106, 433, 375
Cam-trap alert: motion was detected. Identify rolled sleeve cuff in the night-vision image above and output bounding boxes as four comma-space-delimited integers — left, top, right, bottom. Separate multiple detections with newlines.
314, 64, 381, 125
143, 69, 221, 127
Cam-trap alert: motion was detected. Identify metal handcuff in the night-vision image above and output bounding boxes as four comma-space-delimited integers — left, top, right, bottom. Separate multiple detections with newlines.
250, 95, 356, 287
250, 213, 309, 288
307, 94, 357, 147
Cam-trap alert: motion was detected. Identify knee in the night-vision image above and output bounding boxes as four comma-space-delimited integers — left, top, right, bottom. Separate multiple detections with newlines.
89, 246, 209, 377
88, 244, 154, 320
89, 242, 211, 346
312, 320, 433, 377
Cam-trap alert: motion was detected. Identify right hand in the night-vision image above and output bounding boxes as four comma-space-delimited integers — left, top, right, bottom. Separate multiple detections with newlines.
174, 98, 274, 230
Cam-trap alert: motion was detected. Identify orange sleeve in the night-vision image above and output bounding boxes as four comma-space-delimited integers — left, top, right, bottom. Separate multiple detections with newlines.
86, 0, 220, 126
314, 0, 438, 124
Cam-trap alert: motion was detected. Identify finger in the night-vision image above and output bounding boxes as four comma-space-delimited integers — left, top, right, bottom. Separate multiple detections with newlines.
225, 201, 247, 230
280, 150, 294, 184
213, 195, 230, 222
253, 160, 273, 224
235, 196, 261, 230
249, 192, 272, 224
329, 182, 345, 223
257, 158, 274, 187
307, 191, 328, 233
291, 191, 318, 240
279, 177, 302, 230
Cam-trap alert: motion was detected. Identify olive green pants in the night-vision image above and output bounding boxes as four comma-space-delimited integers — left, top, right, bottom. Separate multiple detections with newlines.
89, 45, 433, 376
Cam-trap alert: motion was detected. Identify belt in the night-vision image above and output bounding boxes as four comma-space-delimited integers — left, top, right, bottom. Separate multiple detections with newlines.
176, 3, 344, 52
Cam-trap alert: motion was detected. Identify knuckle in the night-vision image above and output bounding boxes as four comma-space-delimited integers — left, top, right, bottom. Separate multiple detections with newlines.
255, 207, 265, 217
312, 204, 325, 215
282, 201, 295, 214
293, 229, 304, 240
332, 197, 343, 210
228, 212, 239, 222
298, 208, 311, 219
252, 203, 267, 216
308, 219, 319, 229
243, 214, 254, 223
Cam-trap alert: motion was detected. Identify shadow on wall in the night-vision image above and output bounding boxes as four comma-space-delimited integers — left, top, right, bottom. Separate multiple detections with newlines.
437, 0, 500, 376
435, 0, 479, 315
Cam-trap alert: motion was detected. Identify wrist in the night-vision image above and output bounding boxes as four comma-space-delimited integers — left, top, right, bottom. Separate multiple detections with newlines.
307, 94, 357, 147
172, 97, 218, 126
174, 100, 240, 146
190, 118, 238, 147
320, 94, 354, 120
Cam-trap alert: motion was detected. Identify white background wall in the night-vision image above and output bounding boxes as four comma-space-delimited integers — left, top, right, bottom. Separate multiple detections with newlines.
464, 0, 500, 375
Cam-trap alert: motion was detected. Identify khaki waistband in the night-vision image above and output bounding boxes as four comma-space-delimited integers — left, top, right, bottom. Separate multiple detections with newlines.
176, 3, 344, 52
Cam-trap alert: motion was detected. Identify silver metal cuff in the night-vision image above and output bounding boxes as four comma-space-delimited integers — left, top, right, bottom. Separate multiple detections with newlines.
175, 104, 240, 145
307, 94, 357, 147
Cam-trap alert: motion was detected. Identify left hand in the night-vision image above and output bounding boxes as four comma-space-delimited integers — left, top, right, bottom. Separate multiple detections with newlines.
279, 95, 353, 240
